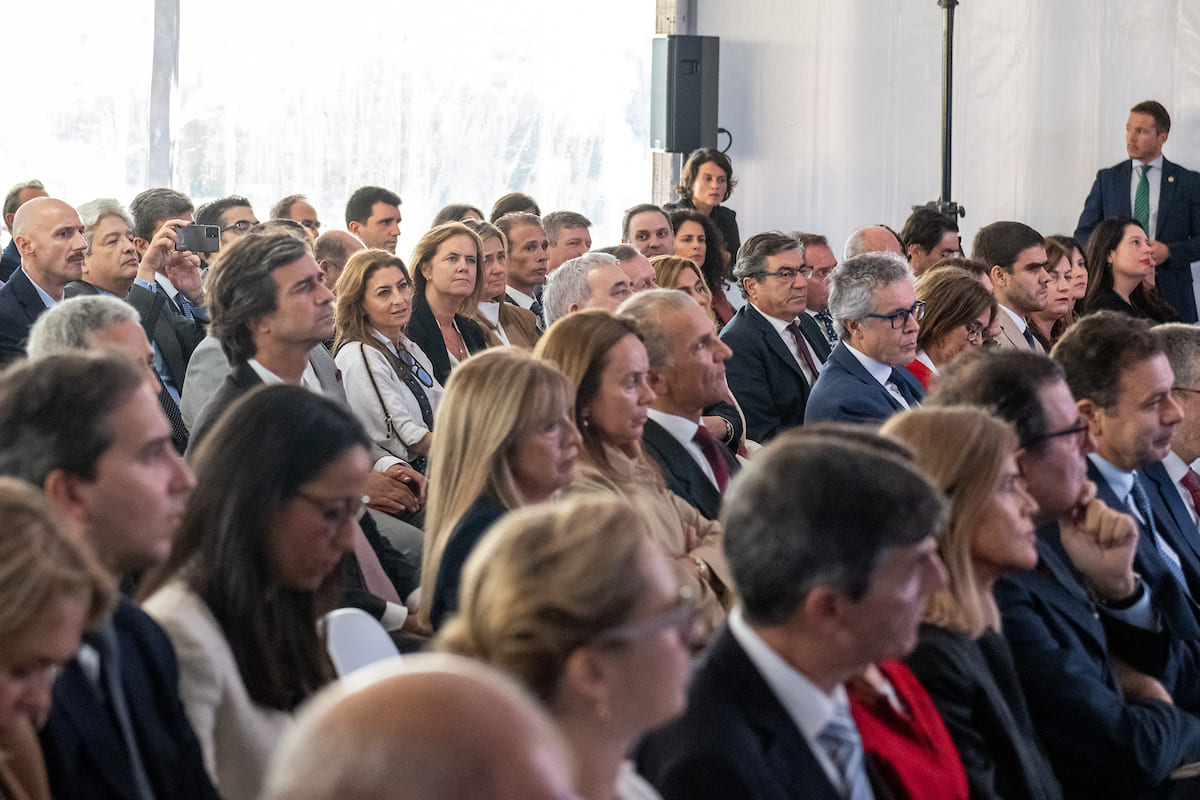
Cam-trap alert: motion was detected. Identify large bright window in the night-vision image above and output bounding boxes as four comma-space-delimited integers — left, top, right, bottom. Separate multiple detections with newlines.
5, 2, 652, 252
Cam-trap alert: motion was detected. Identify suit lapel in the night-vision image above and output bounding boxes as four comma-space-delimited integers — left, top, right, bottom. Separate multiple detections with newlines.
796, 313, 831, 363
642, 419, 721, 519
52, 659, 140, 799
828, 343, 904, 413
748, 308, 806, 381
1140, 465, 1200, 594
1159, 159, 1180, 227
1032, 530, 1110, 649
1115, 160, 1134, 217
12, 271, 47, 325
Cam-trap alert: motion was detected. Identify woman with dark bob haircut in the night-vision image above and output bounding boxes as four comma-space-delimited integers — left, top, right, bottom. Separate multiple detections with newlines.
666, 147, 741, 267
142, 385, 372, 800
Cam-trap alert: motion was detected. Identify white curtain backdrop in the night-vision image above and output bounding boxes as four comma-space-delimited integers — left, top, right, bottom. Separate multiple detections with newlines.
696, 0, 1200, 253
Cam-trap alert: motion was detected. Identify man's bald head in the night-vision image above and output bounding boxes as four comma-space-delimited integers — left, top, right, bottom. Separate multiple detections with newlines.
314, 230, 365, 293
262, 654, 574, 800
843, 225, 904, 261
13, 198, 87, 298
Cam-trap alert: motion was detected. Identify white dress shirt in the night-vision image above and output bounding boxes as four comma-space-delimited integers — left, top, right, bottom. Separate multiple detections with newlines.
505, 286, 536, 310
749, 302, 821, 384
845, 342, 909, 409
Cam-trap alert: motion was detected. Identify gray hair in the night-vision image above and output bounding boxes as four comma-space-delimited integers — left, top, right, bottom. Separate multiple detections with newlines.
542, 252, 619, 327
4, 180, 45, 220
542, 210, 592, 246
27, 296, 141, 360
76, 198, 134, 254
732, 232, 803, 300
828, 252, 912, 337
1155, 323, 1200, 389
617, 288, 697, 370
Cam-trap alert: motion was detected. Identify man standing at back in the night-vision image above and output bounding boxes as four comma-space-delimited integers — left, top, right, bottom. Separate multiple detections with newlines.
1075, 101, 1200, 323
972, 221, 1050, 352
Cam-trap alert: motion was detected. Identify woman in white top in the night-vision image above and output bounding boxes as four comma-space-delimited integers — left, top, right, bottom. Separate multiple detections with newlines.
334, 249, 443, 470
141, 386, 370, 800
438, 496, 693, 800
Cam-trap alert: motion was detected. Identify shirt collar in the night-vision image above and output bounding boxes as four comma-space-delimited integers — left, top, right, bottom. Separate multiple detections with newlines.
506, 286, 535, 309
749, 300, 797, 333
1162, 450, 1191, 484
1089, 452, 1135, 501
845, 341, 894, 387
647, 408, 702, 441
998, 304, 1028, 334
20, 267, 59, 308
1132, 154, 1165, 171
248, 357, 321, 392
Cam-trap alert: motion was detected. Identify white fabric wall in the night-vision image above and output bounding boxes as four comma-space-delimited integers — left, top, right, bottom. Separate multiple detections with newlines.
696, 0, 1200, 252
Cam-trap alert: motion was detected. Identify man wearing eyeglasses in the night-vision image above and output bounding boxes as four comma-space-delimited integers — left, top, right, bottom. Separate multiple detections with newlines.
930, 347, 1200, 799
1152, 324, 1200, 533
720, 232, 830, 442
196, 195, 258, 258
804, 252, 925, 424
972, 220, 1050, 353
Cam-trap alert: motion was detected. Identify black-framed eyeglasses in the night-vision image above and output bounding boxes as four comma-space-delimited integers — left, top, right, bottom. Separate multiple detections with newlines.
220, 220, 256, 235
1027, 419, 1089, 447
964, 321, 986, 343
294, 491, 365, 535
864, 301, 926, 329
397, 348, 434, 388
592, 586, 699, 646
759, 265, 812, 282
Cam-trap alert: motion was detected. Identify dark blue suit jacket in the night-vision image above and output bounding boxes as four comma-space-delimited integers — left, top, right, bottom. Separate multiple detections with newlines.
1074, 157, 1200, 322
1142, 459, 1200, 584
804, 341, 925, 425
0, 268, 49, 366
995, 525, 1200, 800
720, 305, 830, 442
38, 599, 220, 800
642, 417, 738, 521
0, 239, 21, 282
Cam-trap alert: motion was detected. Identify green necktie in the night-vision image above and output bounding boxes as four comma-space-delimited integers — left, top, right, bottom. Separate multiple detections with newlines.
1134, 164, 1151, 233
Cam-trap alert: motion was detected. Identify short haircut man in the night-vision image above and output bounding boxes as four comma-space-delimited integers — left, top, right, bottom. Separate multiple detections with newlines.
638, 433, 946, 800
271, 193, 321, 241
195, 194, 258, 250
262, 655, 572, 800
1157, 323, 1200, 486
1075, 100, 1200, 323
541, 252, 631, 326
929, 346, 1200, 798
129, 188, 207, 322
130, 187, 194, 248
495, 212, 548, 310
972, 221, 1049, 351
345, 186, 402, 253
598, 243, 657, 292
794, 233, 838, 341
900, 207, 961, 276
622, 203, 674, 258
542, 210, 592, 272
0, 198, 87, 364
1051, 311, 1200, 631
314, 230, 365, 294
721, 232, 830, 441
619, 289, 736, 518
842, 224, 903, 261
805, 252, 925, 424
0, 353, 213, 800
1, 178, 48, 281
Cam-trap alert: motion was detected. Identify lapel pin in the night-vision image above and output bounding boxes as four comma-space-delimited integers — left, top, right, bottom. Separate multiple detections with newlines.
1169, 176, 1176, 183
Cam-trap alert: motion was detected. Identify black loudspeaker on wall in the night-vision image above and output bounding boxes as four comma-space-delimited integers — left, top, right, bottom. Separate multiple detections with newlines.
651, 35, 720, 154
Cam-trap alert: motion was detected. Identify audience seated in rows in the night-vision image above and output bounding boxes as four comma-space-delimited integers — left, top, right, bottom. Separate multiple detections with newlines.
462, 219, 539, 348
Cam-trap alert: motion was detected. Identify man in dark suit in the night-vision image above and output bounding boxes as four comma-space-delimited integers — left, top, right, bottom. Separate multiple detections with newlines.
930, 348, 1200, 799
805, 252, 924, 424
1150, 323, 1200, 545
0, 197, 87, 365
619, 289, 738, 520
0, 353, 218, 800
1075, 100, 1200, 323
637, 432, 948, 800
721, 232, 830, 441
0, 179, 48, 281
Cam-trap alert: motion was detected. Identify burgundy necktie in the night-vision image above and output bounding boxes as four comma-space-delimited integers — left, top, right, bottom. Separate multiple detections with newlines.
693, 425, 730, 493
786, 320, 820, 377
1181, 468, 1200, 518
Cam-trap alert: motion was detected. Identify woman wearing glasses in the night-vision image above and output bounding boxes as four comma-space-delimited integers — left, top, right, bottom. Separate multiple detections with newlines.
903, 267, 996, 390
438, 496, 693, 800
334, 248, 443, 472
142, 386, 372, 800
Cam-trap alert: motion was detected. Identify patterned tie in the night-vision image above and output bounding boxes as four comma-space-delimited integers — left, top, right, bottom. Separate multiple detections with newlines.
1134, 164, 1151, 234
176, 293, 195, 321
1130, 478, 1191, 594
817, 704, 873, 800
156, 379, 189, 454
1181, 468, 1200, 521
786, 320, 821, 377
692, 424, 730, 493
815, 309, 839, 344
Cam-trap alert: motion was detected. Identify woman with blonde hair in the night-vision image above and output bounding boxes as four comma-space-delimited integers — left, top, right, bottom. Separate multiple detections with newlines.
405, 222, 491, 386
534, 311, 732, 633
461, 219, 539, 349
334, 249, 443, 472
439, 497, 693, 800
419, 347, 581, 630
651, 255, 716, 324
0, 478, 114, 800
881, 406, 1062, 800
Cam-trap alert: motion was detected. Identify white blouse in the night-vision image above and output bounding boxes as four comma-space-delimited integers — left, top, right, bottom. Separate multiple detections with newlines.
336, 330, 444, 462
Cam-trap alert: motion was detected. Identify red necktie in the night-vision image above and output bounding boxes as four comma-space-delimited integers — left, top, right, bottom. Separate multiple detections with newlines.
693, 425, 730, 493
1181, 468, 1200, 518
786, 321, 820, 377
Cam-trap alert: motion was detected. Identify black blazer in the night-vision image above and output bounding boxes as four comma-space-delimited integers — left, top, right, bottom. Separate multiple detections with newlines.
406, 296, 489, 386
637, 625, 894, 800
65, 280, 205, 389
804, 341, 925, 425
720, 304, 830, 442
431, 494, 507, 630
641, 417, 738, 520
995, 525, 1200, 799
39, 599, 220, 800
905, 624, 1061, 800
0, 268, 49, 366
